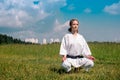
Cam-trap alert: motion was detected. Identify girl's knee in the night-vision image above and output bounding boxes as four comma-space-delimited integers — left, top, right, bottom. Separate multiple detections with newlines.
85, 59, 94, 68
89, 60, 94, 67
62, 62, 71, 72
62, 61, 71, 68
62, 62, 67, 68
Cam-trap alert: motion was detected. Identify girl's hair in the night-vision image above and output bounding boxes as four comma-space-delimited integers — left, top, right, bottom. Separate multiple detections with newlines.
68, 19, 79, 32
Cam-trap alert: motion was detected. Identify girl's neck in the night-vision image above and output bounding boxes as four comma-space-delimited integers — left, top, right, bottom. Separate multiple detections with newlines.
72, 31, 78, 36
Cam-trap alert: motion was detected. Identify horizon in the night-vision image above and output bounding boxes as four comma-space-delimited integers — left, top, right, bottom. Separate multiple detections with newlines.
1, 33, 120, 44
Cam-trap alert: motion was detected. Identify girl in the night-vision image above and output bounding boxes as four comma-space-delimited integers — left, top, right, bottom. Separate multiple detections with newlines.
59, 19, 95, 73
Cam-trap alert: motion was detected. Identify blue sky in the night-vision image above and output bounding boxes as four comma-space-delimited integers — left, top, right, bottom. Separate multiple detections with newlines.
0, 0, 120, 43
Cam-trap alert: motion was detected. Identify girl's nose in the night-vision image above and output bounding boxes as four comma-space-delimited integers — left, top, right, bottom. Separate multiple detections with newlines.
74, 26, 77, 28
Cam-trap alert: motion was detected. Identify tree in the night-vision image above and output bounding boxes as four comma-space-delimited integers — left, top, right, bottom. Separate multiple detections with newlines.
0, 34, 28, 44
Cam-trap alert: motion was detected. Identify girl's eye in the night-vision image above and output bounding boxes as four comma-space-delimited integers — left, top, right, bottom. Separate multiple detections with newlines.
73, 24, 78, 25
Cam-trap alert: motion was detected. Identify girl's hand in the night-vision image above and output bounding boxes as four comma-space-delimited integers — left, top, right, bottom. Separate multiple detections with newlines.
87, 55, 95, 61
62, 55, 66, 62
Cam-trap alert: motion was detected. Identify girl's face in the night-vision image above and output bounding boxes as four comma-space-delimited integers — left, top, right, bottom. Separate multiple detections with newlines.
71, 20, 79, 32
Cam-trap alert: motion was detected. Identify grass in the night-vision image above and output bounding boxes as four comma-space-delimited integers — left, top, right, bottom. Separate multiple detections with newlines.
0, 43, 120, 80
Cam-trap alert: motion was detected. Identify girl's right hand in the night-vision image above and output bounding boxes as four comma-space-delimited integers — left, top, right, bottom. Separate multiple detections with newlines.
62, 55, 66, 62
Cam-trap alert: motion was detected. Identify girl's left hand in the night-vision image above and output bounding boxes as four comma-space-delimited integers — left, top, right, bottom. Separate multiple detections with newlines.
87, 55, 95, 61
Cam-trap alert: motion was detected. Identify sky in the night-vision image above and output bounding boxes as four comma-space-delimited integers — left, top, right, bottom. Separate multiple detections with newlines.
0, 0, 120, 43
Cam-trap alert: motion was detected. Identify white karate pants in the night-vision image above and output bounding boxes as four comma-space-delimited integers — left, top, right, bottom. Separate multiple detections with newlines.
62, 58, 94, 72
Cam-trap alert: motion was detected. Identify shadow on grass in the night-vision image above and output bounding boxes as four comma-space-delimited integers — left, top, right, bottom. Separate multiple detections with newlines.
49, 67, 86, 75
49, 67, 66, 75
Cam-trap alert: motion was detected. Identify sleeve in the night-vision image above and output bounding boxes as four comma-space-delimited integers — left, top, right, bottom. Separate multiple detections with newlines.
59, 36, 68, 56
81, 36, 92, 56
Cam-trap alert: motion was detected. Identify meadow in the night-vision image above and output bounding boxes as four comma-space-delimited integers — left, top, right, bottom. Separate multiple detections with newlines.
0, 43, 120, 80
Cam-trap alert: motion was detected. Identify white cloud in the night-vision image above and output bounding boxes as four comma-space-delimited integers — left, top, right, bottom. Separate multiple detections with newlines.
0, 9, 32, 27
84, 8, 92, 13
104, 1, 120, 15
0, 0, 66, 27
48, 0, 66, 3
67, 4, 75, 11
32, 0, 42, 9
9, 30, 38, 40
0, 0, 68, 43
54, 19, 69, 32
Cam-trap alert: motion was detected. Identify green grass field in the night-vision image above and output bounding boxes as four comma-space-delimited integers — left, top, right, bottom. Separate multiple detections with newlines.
0, 43, 120, 80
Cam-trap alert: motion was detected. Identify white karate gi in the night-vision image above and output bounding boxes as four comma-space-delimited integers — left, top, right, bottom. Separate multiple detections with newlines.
59, 33, 94, 72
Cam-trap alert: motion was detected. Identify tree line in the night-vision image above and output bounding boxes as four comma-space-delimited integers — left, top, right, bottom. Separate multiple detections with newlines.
0, 34, 29, 44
